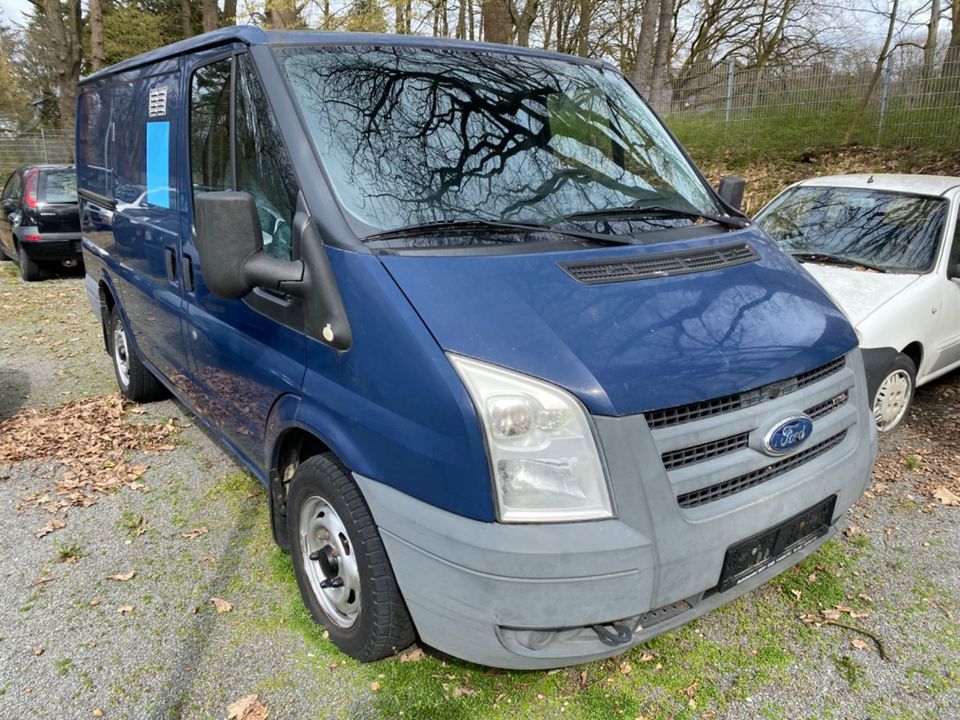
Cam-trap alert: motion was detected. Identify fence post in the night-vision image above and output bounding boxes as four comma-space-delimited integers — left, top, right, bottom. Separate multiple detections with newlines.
40, 128, 48, 163
878, 54, 892, 139
725, 59, 735, 125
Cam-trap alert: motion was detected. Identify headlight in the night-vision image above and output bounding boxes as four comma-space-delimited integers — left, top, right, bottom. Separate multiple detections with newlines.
448, 354, 613, 523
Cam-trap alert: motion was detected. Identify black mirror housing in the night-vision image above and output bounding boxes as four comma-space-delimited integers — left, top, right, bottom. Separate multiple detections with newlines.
718, 176, 746, 213
194, 191, 303, 299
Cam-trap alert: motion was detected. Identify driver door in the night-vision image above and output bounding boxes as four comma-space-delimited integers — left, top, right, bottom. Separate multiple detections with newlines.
181, 49, 306, 473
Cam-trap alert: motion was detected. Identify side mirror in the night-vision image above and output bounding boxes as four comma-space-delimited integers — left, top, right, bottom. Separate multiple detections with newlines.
718, 176, 746, 213
194, 191, 304, 300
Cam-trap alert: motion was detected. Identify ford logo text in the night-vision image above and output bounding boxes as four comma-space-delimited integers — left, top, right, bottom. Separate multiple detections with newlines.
763, 415, 814, 455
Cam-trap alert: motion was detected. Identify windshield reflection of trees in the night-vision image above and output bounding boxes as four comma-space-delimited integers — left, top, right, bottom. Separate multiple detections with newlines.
761, 188, 946, 271
280, 46, 714, 234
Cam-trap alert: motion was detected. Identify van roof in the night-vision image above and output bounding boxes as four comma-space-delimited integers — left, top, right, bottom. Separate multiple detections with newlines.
80, 26, 604, 85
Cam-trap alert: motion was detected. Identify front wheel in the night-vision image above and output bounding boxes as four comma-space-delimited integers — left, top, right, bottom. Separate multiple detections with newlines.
287, 454, 415, 662
872, 354, 916, 432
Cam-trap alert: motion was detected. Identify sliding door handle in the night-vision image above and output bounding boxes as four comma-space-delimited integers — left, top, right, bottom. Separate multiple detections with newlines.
163, 246, 177, 282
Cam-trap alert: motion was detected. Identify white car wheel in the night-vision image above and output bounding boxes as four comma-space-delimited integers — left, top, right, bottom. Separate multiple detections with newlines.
872, 364, 914, 432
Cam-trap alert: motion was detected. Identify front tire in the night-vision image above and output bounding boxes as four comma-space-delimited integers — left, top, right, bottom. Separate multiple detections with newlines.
872, 354, 916, 432
108, 306, 166, 403
287, 454, 415, 662
18, 244, 39, 281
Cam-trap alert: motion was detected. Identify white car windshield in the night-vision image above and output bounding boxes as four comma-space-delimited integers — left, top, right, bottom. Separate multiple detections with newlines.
276, 45, 719, 237
757, 186, 947, 273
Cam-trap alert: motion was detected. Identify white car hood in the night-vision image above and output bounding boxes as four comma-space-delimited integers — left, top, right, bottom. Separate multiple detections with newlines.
800, 263, 922, 326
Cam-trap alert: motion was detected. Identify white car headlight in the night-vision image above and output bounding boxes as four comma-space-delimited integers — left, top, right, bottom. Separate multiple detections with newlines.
448, 354, 613, 523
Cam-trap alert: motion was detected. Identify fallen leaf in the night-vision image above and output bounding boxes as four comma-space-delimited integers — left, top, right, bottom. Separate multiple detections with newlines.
619, 661, 632, 675
849, 611, 870, 619
452, 685, 478, 698
106, 571, 135, 582
90, 598, 100, 607
933, 487, 960, 507
399, 646, 426, 662
226, 693, 268, 720
683, 682, 700, 699
851, 637, 871, 651
33, 646, 43, 656
92, 710, 104, 718
117, 605, 133, 614
35, 518, 65, 539
822, 608, 842, 620
639, 651, 656, 662
370, 681, 381, 692
211, 597, 233, 613
790, 589, 802, 600
181, 527, 208, 540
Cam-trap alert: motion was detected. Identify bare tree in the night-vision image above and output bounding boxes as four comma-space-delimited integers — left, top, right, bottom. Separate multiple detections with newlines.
26, 0, 81, 134
845, 0, 900, 142
945, 0, 960, 77
922, 0, 940, 80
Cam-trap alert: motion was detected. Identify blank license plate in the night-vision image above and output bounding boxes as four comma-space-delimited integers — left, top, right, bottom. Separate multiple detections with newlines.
718, 495, 836, 592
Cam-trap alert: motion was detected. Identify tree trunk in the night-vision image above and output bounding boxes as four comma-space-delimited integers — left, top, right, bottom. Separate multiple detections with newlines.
456, 0, 466, 38
468, 0, 475, 39
395, 0, 404, 33
180, 0, 193, 37
30, 0, 81, 137
631, 0, 660, 96
649, 0, 673, 110
482, 0, 512, 43
574, 0, 591, 56
222, 0, 237, 25
266, 0, 299, 28
845, 0, 899, 143
510, 0, 538, 47
202, 0, 218, 31
89, 0, 105, 71
944, 0, 960, 79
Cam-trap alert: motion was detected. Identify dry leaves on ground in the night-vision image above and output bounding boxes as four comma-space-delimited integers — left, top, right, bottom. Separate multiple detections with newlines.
398, 646, 426, 662
181, 527, 208, 540
933, 486, 960, 507
106, 571, 135, 582
227, 694, 268, 720
1, 394, 180, 517
211, 597, 233, 613
34, 517, 64, 538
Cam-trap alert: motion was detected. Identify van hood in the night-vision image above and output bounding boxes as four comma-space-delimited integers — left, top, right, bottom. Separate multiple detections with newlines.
799, 263, 921, 326
381, 230, 858, 416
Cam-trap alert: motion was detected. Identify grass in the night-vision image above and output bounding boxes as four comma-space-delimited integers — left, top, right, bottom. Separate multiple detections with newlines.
55, 541, 87, 563
120, 511, 149, 538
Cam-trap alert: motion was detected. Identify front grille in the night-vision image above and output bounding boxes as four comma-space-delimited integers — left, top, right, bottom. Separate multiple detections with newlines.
661, 432, 750, 470
806, 392, 849, 421
646, 356, 846, 429
561, 242, 759, 285
676, 430, 848, 509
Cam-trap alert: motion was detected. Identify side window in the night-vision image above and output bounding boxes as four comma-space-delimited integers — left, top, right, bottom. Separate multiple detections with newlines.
77, 88, 112, 197
235, 54, 298, 261
190, 58, 233, 200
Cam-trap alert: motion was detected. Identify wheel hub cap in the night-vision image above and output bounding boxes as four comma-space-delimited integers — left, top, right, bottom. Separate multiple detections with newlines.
113, 324, 131, 387
873, 369, 911, 431
299, 495, 360, 628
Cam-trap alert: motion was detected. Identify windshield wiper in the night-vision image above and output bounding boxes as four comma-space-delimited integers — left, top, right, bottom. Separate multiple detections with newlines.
790, 252, 888, 274
563, 205, 750, 230
364, 218, 636, 246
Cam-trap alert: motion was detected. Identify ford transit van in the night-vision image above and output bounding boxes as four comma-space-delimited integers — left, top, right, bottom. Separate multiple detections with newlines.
77, 27, 876, 669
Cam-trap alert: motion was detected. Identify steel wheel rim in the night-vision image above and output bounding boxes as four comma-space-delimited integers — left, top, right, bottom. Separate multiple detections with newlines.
873, 369, 912, 431
299, 495, 361, 629
113, 322, 131, 387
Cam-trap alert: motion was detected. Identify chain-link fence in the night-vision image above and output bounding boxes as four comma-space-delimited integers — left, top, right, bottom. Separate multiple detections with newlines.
0, 130, 74, 183
662, 46, 960, 154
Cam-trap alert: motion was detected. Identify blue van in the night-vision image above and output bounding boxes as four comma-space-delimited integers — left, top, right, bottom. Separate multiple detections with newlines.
77, 28, 876, 669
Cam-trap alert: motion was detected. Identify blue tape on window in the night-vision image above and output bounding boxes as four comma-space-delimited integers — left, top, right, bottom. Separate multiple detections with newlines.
146, 121, 170, 209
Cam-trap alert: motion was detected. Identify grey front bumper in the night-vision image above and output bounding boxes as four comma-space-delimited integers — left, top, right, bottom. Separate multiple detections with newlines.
356, 351, 877, 669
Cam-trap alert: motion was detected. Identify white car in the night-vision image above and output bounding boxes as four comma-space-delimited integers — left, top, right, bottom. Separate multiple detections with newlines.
755, 174, 960, 432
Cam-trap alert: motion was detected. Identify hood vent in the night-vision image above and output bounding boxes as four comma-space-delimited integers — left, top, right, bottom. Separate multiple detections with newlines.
561, 241, 759, 285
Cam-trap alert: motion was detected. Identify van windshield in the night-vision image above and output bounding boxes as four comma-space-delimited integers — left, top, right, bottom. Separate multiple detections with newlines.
276, 46, 718, 238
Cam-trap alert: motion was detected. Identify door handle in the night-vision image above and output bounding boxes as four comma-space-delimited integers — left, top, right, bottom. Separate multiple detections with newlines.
183, 255, 194, 292
163, 246, 177, 282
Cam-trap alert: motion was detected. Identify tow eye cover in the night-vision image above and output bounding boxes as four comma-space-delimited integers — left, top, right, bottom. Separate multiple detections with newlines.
762, 415, 814, 456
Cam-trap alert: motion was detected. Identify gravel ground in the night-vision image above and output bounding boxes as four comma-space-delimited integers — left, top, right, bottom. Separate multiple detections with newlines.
0, 264, 958, 720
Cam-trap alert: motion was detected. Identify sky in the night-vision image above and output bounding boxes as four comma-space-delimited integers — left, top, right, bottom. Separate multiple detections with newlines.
0, 0, 28, 24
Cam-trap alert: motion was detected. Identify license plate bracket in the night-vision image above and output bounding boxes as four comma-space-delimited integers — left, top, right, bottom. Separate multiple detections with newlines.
718, 495, 836, 592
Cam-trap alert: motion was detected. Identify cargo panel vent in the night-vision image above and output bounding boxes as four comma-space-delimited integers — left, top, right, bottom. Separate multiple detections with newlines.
561, 241, 759, 285
677, 430, 848, 509
646, 356, 846, 430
